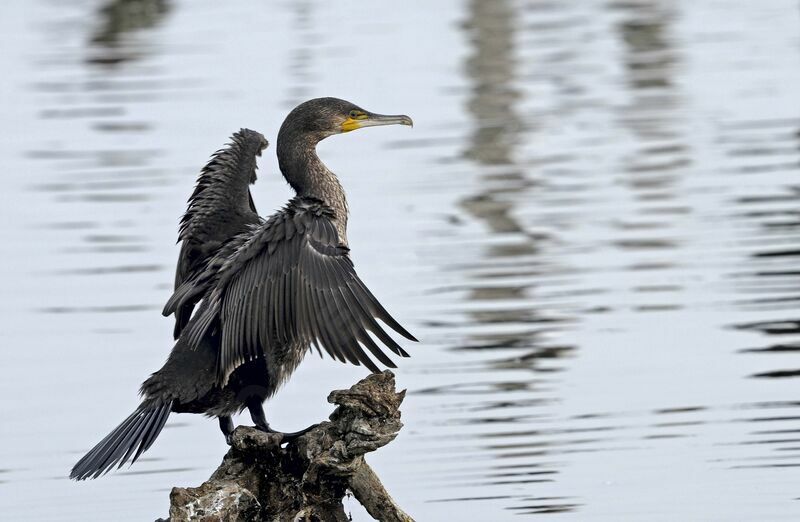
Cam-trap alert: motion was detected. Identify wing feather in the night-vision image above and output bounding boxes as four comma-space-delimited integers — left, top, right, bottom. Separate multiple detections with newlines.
179, 198, 416, 384
321, 285, 373, 369
332, 285, 396, 368
169, 129, 267, 339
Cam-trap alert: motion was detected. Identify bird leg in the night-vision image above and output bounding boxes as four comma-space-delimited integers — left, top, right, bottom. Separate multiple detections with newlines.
219, 415, 235, 445
246, 398, 318, 442
246, 397, 272, 432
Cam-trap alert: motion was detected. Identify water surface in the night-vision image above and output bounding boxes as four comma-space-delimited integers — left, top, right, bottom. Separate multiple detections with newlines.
0, 0, 799, 520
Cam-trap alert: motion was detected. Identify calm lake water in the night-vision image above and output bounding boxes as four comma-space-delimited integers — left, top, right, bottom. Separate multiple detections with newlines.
1, 0, 799, 520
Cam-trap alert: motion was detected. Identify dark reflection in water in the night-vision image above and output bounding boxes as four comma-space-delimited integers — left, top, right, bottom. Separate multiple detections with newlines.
614, 0, 691, 315
459, 0, 570, 357
89, 0, 171, 66
412, 0, 800, 518
727, 116, 800, 390
28, 0, 173, 285
417, 0, 579, 514
284, 0, 316, 107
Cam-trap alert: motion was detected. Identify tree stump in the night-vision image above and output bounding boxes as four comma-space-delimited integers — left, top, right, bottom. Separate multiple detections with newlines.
161, 371, 414, 522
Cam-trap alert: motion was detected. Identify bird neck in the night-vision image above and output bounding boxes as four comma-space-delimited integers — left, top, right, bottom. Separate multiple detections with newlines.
277, 134, 349, 243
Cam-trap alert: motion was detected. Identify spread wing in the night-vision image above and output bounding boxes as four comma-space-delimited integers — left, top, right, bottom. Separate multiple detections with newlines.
171, 128, 267, 338
174, 198, 417, 384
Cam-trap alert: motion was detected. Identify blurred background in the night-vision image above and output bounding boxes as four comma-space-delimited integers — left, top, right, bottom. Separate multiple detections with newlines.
0, 0, 799, 520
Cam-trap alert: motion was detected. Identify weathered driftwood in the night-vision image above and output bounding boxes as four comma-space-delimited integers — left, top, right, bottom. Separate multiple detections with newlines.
160, 371, 414, 522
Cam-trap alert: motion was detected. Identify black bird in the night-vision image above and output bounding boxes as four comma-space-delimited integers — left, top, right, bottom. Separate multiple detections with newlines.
70, 98, 416, 480
171, 128, 267, 339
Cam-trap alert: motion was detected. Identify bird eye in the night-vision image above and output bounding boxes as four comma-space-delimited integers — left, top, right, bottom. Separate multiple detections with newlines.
349, 110, 361, 119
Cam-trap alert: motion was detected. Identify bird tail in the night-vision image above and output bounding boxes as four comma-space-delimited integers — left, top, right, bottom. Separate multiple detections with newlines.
70, 401, 173, 480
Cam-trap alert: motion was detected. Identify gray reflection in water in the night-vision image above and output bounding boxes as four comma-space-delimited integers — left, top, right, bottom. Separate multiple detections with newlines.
460, 0, 533, 255
728, 118, 800, 384
88, 0, 171, 66
707, 28, 800, 473
614, 0, 689, 312
459, 0, 569, 354
430, 0, 578, 515
284, 0, 316, 107
31, 0, 171, 264
19, 0, 179, 379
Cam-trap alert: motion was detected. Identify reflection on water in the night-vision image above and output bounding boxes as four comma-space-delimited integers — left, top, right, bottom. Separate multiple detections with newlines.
1, 0, 799, 520
726, 115, 800, 392
284, 0, 316, 107
441, 0, 578, 514
89, 0, 171, 65
615, 1, 689, 317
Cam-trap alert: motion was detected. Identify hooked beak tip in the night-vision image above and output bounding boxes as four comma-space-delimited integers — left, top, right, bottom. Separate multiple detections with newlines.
343, 112, 414, 132
367, 113, 413, 128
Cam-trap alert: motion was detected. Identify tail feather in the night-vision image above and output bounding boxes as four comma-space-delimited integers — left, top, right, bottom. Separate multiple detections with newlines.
70, 401, 173, 480
135, 404, 172, 462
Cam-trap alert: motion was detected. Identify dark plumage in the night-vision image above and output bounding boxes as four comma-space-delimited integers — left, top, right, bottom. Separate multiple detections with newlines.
172, 129, 267, 339
71, 98, 415, 480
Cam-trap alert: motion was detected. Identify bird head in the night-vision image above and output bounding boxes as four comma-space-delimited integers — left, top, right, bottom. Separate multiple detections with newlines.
279, 97, 413, 142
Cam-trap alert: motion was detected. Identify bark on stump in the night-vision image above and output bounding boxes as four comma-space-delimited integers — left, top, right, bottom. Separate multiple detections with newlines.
161, 370, 414, 522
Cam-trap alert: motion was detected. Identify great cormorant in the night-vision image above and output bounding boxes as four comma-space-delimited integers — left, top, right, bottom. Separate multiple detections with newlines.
70, 97, 416, 480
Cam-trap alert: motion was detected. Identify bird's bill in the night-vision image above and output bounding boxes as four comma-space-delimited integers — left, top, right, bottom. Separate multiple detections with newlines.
341, 113, 413, 132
